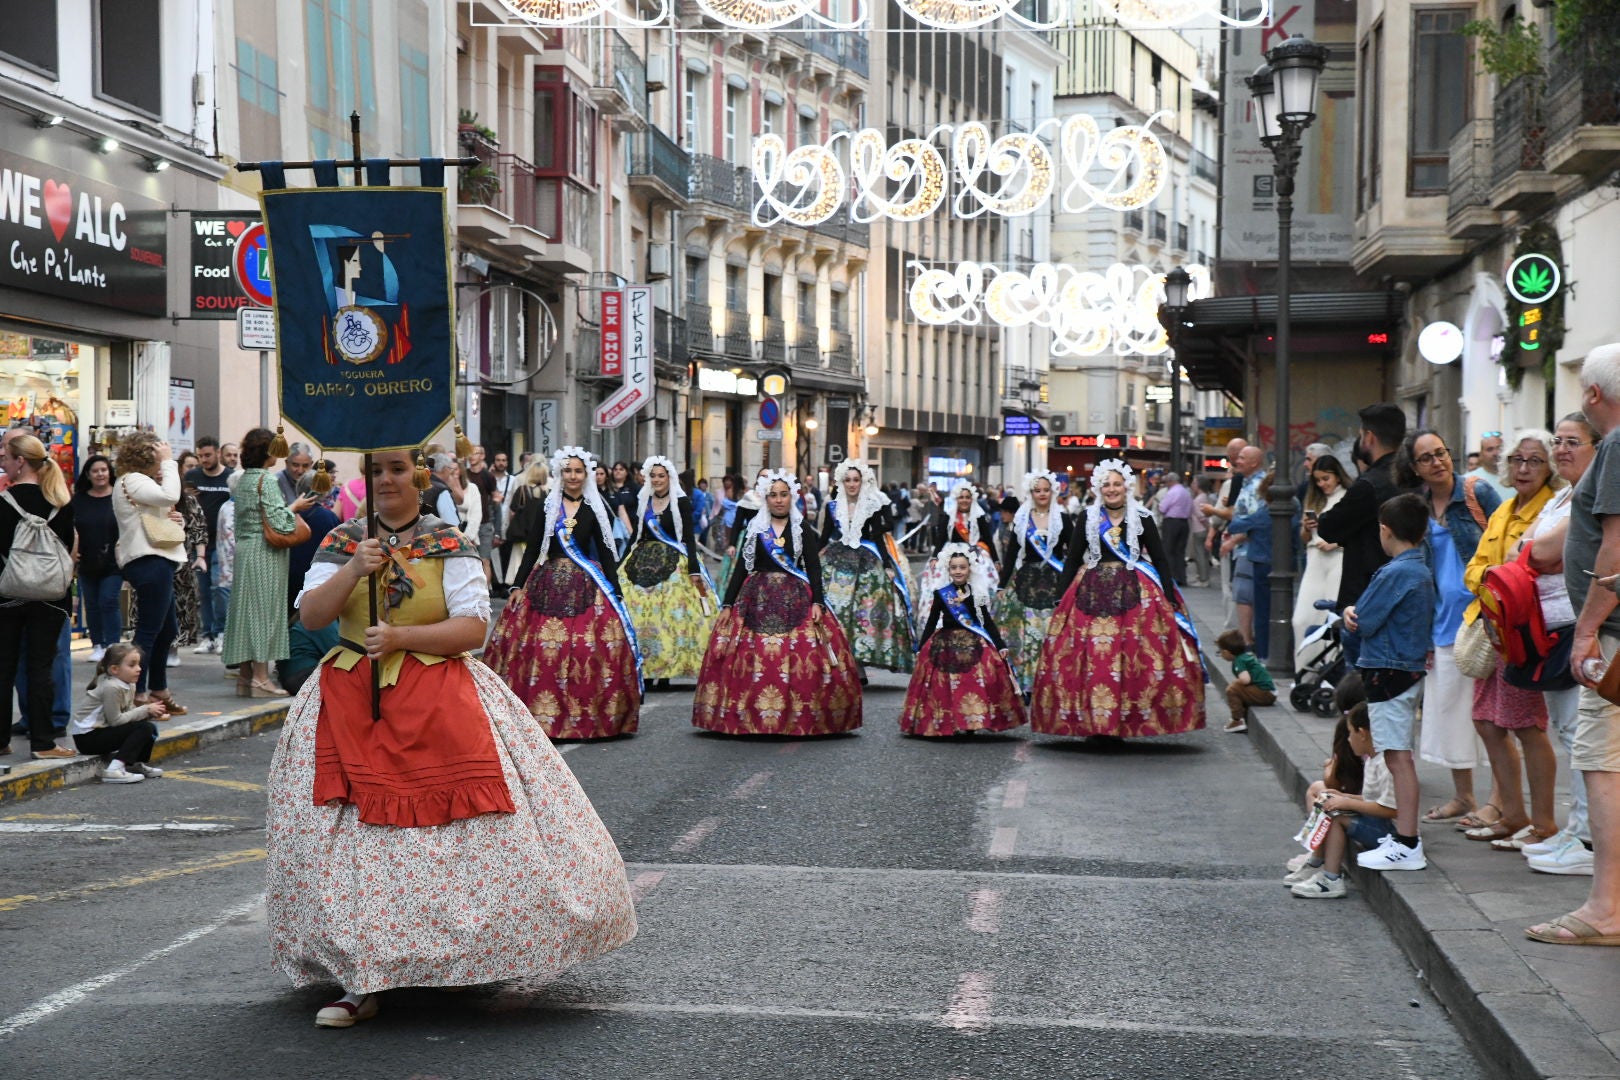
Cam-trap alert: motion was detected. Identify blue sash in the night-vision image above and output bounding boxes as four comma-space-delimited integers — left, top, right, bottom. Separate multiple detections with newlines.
1097, 518, 1204, 674
643, 506, 716, 594
758, 528, 811, 586
556, 518, 644, 692
1025, 518, 1064, 573
937, 587, 1018, 686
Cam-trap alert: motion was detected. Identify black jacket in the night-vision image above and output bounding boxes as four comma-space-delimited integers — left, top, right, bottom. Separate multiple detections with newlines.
934, 514, 999, 570
999, 514, 1073, 587
1315, 452, 1400, 611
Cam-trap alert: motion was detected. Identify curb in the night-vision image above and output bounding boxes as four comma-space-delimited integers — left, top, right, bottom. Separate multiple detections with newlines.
0, 700, 290, 806
1203, 648, 1619, 1080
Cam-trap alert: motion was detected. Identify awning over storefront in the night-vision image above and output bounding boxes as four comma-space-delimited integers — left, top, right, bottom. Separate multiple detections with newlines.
1175, 290, 1404, 394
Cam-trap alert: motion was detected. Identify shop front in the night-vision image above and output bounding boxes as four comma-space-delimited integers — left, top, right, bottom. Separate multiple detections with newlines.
694, 364, 757, 481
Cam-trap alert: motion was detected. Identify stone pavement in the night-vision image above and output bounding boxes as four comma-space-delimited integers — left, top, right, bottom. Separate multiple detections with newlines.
1181, 581, 1620, 1080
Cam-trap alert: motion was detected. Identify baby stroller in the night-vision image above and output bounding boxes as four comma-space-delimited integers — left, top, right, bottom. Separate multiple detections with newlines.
1290, 599, 1347, 718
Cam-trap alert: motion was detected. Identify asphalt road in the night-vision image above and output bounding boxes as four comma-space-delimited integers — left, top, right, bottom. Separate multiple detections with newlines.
0, 669, 1485, 1080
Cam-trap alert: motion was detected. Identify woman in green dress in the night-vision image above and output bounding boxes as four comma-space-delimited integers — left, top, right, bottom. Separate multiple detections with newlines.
223, 427, 314, 697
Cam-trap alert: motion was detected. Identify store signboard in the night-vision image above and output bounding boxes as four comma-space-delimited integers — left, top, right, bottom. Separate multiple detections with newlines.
532, 397, 560, 459
594, 286, 652, 429
188, 211, 262, 318
0, 146, 167, 316
1203, 417, 1245, 449
167, 377, 195, 452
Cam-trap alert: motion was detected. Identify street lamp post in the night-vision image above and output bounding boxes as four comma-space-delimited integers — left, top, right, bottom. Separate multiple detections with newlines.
1248, 33, 1328, 679
1159, 266, 1191, 478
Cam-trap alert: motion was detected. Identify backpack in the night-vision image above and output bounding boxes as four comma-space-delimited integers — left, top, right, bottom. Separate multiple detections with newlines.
0, 491, 74, 601
419, 476, 449, 522
1478, 544, 1571, 687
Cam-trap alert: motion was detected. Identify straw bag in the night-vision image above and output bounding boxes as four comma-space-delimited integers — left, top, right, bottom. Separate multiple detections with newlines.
1453, 614, 1498, 680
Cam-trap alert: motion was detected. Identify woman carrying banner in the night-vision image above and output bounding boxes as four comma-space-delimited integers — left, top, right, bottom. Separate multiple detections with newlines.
693, 470, 861, 736
1030, 458, 1205, 739
485, 446, 642, 739
916, 481, 999, 627
618, 455, 714, 688
900, 543, 1025, 737
270, 449, 636, 1029
994, 471, 1072, 699
819, 459, 915, 678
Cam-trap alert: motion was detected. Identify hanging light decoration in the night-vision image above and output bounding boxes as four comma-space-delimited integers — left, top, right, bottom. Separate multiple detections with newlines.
892, 0, 1061, 30
498, 0, 668, 26
499, 0, 1257, 28
752, 134, 848, 227
693, 0, 864, 30
849, 128, 950, 223
1092, 0, 1270, 28
953, 122, 1055, 219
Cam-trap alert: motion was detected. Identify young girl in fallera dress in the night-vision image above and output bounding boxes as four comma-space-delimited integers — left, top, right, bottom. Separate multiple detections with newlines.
916, 481, 999, 627
819, 459, 916, 678
617, 455, 714, 688
900, 544, 1026, 737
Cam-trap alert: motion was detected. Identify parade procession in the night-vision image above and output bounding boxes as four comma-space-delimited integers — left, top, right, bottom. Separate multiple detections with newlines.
5, 0, 1620, 1077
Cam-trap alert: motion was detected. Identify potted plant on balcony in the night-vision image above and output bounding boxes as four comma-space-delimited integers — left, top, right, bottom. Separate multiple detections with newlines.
457, 110, 500, 152
457, 162, 502, 206
1465, 17, 1547, 168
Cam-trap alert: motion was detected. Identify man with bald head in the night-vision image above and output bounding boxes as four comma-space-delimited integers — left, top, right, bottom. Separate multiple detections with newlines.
1205, 437, 1250, 630
1317, 403, 1407, 665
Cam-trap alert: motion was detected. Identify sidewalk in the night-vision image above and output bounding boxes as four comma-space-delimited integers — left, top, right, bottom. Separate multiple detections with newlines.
1183, 583, 1620, 1080
1, 641, 291, 804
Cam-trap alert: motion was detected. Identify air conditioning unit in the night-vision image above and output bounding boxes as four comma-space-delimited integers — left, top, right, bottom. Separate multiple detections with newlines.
647, 244, 672, 281
1047, 411, 1079, 434
646, 54, 668, 92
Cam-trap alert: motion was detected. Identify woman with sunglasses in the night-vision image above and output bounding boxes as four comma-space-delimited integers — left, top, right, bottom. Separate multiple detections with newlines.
1462, 429, 1561, 848
1398, 430, 1503, 827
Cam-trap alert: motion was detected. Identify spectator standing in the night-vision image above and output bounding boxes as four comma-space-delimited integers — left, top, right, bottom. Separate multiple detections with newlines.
223, 427, 313, 698
0, 431, 76, 759
169, 464, 210, 664
1292, 455, 1350, 662
111, 432, 186, 715
1316, 403, 1407, 663
276, 442, 315, 503
1466, 431, 1514, 500
184, 436, 234, 653
1189, 478, 1214, 586
72, 455, 122, 662
466, 446, 498, 585
489, 451, 516, 580
286, 471, 342, 617
1527, 346, 1620, 946
1203, 437, 1248, 629
221, 442, 240, 470
1224, 448, 1290, 659
1157, 471, 1193, 585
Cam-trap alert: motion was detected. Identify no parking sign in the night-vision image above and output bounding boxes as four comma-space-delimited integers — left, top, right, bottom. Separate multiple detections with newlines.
233, 223, 273, 307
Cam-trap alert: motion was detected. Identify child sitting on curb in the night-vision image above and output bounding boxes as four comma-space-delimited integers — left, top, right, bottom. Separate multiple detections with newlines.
1216, 629, 1275, 734
68, 644, 167, 784
1343, 493, 1434, 872
1289, 703, 1398, 898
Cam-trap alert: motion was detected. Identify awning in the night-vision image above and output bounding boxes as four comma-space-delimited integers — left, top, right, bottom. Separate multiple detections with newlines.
1174, 290, 1404, 394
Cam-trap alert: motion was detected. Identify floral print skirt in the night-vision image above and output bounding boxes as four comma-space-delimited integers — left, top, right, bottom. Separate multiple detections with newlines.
1473, 660, 1549, 731
617, 543, 715, 681
992, 563, 1063, 698
692, 573, 862, 736
822, 543, 914, 673
266, 659, 638, 994
484, 559, 640, 740
898, 628, 1026, 737
1029, 563, 1205, 738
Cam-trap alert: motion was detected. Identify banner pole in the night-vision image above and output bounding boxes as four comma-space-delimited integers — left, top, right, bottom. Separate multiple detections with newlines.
350, 111, 383, 723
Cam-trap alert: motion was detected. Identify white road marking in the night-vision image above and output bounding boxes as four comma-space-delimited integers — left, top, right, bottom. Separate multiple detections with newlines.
1013, 743, 1032, 763
1001, 780, 1028, 810
0, 894, 262, 1040
729, 771, 773, 800
669, 817, 721, 855
629, 870, 666, 902
940, 972, 993, 1033
624, 860, 1269, 887
0, 822, 235, 834
557, 743, 581, 755
988, 826, 1018, 859
964, 889, 1001, 934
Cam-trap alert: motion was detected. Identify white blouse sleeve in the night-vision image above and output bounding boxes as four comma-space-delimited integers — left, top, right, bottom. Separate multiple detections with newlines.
443, 557, 492, 622
294, 560, 341, 610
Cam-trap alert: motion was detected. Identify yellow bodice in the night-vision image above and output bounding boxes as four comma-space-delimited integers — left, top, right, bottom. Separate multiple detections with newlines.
323, 556, 457, 687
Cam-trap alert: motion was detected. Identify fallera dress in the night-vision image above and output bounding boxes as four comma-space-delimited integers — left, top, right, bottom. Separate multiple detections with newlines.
820, 500, 916, 673
617, 494, 715, 680
917, 512, 999, 627
268, 518, 637, 994
899, 586, 1026, 736
992, 510, 1073, 698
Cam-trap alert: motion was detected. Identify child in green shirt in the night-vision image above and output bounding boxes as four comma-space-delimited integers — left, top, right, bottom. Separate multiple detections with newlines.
1217, 629, 1275, 734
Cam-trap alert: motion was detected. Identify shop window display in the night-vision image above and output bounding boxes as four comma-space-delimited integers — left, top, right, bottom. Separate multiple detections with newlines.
0, 333, 81, 477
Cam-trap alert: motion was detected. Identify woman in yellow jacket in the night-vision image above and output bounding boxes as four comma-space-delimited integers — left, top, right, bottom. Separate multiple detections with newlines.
1462, 428, 1561, 848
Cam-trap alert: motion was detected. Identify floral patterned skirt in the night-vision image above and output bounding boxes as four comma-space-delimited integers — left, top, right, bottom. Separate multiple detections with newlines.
1473, 660, 1549, 730
484, 558, 640, 740
1029, 563, 1205, 738
822, 543, 915, 673
266, 659, 638, 994
617, 542, 715, 681
899, 628, 1026, 737
992, 563, 1063, 698
693, 573, 863, 736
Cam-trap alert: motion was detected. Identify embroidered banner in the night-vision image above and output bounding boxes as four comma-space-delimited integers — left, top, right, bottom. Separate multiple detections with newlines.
259, 186, 454, 452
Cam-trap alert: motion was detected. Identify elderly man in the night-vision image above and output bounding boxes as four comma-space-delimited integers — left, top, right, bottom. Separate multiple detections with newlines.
1465, 430, 1514, 500
1205, 437, 1250, 630
1218, 446, 1268, 657
1157, 471, 1193, 585
1316, 403, 1406, 665
1534, 345, 1620, 946
277, 442, 315, 503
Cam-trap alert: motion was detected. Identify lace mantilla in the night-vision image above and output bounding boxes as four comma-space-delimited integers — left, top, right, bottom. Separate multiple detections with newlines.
1083, 458, 1145, 570
538, 446, 616, 565
743, 469, 803, 573
831, 459, 885, 549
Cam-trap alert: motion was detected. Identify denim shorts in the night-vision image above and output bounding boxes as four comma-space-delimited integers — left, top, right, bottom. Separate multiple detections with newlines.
1345, 813, 1396, 850
1233, 558, 1255, 605
1367, 678, 1423, 752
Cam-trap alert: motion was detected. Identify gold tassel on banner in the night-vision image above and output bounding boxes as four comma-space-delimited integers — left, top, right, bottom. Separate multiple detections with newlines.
454, 423, 473, 460
269, 425, 289, 459
311, 460, 333, 495
412, 452, 432, 491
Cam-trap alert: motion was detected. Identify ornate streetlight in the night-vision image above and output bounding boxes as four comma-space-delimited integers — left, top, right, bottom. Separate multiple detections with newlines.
1158, 265, 1191, 477
1247, 32, 1328, 677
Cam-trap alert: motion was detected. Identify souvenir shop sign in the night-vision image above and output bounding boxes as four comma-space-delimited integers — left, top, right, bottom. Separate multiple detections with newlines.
187, 211, 262, 318
0, 147, 167, 317
260, 186, 454, 453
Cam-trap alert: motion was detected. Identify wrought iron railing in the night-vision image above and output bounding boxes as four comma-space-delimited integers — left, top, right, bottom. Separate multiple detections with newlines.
1191, 149, 1218, 183
689, 152, 743, 207
1447, 118, 1494, 223
1491, 75, 1548, 190
686, 302, 714, 354
793, 321, 818, 365
824, 329, 853, 372
1546, 29, 1620, 153
721, 317, 752, 359
629, 127, 691, 195
811, 216, 870, 248
655, 307, 689, 370
1151, 211, 1168, 242
594, 31, 648, 123
759, 314, 786, 364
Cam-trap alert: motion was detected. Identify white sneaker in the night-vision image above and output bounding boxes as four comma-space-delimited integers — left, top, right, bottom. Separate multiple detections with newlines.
1291, 871, 1347, 899
208, 636, 223, 654
167, 652, 181, 668
1285, 851, 1313, 873
192, 639, 214, 654
1523, 829, 1571, 858
88, 646, 105, 664
1283, 861, 1324, 886
1528, 837, 1595, 876
97, 760, 145, 784
129, 762, 164, 779
1357, 835, 1427, 871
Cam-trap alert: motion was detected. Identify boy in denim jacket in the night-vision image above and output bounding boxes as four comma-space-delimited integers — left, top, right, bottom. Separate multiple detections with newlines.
1342, 493, 1434, 871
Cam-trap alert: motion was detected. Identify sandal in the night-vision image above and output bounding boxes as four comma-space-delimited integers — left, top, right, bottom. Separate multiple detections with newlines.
1465, 820, 1529, 842
1525, 913, 1620, 947
151, 691, 187, 717
1493, 825, 1557, 852
1424, 799, 1473, 822
1456, 803, 1501, 831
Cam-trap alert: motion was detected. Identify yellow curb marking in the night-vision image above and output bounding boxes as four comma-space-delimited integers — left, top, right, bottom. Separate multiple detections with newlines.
161, 771, 264, 793
0, 848, 266, 912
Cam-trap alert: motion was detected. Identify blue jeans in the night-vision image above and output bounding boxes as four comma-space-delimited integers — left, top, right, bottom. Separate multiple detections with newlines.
210, 548, 232, 636
80, 572, 123, 648
5, 604, 68, 748
194, 553, 222, 639
122, 555, 178, 694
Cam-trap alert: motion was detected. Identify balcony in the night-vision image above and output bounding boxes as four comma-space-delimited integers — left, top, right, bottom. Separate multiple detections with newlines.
1150, 212, 1168, 243
720, 313, 752, 360
758, 314, 786, 364
1191, 150, 1218, 184
628, 127, 691, 205
1123, 210, 1143, 234
1490, 76, 1560, 212
790, 321, 818, 367
654, 307, 689, 373
810, 215, 870, 250
689, 152, 744, 216
529, 178, 595, 273
686, 303, 715, 355
456, 135, 511, 241
590, 31, 649, 133
1545, 29, 1620, 177
1174, 222, 1189, 252
1447, 118, 1501, 240
490, 153, 551, 259
824, 329, 853, 373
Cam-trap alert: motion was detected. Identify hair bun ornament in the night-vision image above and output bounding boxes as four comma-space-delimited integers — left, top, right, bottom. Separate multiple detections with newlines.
311, 461, 334, 495
454, 423, 474, 460
412, 452, 432, 491
268, 425, 289, 459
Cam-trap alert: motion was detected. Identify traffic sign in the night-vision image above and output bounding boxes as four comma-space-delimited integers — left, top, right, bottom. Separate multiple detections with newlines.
237, 307, 277, 351
232, 223, 273, 307
760, 397, 781, 429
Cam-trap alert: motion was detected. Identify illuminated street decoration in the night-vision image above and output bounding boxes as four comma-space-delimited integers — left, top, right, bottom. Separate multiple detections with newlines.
908, 261, 1212, 357
953, 122, 1054, 218
692, 0, 864, 29
751, 135, 847, 227
497, 0, 669, 26
849, 129, 951, 223
497, 0, 1255, 28
1093, 0, 1270, 27
1057, 114, 1169, 213
892, 0, 1060, 30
